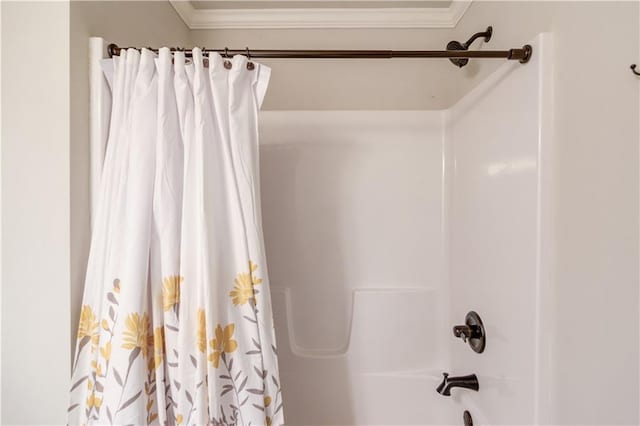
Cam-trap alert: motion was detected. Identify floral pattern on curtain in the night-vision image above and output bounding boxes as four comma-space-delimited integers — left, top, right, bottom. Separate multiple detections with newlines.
68, 47, 283, 426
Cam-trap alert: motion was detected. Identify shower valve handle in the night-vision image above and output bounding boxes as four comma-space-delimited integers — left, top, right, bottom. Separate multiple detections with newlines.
453, 325, 472, 342
452, 311, 486, 354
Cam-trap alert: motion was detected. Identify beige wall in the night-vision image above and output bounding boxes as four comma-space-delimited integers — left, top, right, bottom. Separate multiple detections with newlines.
1, 2, 71, 424
191, 27, 460, 110
0, 1, 188, 424
455, 2, 639, 424
69, 0, 189, 361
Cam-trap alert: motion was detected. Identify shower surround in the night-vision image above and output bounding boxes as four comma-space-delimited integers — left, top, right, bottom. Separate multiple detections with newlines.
258, 34, 552, 425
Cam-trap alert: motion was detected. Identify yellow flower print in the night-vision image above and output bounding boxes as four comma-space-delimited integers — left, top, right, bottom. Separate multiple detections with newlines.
264, 396, 272, 407
229, 273, 254, 306
266, 416, 272, 426
197, 309, 207, 353
176, 414, 184, 425
152, 327, 164, 370
99, 342, 112, 361
122, 312, 151, 359
249, 261, 262, 280
208, 323, 238, 368
162, 275, 183, 312
91, 360, 103, 377
77, 305, 99, 348
229, 261, 263, 306
86, 392, 102, 408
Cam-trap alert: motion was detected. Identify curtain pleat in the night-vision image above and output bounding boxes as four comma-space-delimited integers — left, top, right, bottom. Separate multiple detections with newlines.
68, 47, 283, 426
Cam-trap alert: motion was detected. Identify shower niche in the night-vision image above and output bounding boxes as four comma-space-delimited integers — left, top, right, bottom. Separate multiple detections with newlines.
259, 34, 552, 425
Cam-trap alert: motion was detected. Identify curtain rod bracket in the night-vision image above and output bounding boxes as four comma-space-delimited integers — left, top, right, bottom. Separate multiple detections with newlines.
446, 26, 493, 68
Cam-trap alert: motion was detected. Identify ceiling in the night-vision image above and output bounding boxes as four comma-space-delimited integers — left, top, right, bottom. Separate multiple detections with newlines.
170, 0, 471, 29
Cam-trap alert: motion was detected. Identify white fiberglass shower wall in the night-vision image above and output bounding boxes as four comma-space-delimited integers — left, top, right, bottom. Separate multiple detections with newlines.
446, 33, 553, 425
259, 34, 551, 425
260, 110, 451, 424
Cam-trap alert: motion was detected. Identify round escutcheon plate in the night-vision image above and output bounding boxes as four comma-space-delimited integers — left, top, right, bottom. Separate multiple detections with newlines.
466, 311, 486, 354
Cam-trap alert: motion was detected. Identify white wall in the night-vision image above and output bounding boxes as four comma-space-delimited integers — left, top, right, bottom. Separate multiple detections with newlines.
454, 3, 639, 424
259, 111, 453, 425
1, 2, 71, 424
447, 34, 552, 425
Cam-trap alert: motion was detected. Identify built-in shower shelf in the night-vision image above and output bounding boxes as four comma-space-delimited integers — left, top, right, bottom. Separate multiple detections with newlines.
270, 286, 440, 366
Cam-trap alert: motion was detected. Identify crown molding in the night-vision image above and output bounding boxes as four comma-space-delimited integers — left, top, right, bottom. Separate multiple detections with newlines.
169, 0, 471, 29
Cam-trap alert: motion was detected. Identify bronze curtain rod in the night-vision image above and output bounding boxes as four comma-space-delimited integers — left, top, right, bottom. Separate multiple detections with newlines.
107, 27, 532, 67
107, 43, 532, 63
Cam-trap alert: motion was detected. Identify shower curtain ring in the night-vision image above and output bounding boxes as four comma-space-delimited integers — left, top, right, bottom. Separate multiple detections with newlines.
631, 64, 640, 76
246, 47, 255, 70
224, 47, 232, 69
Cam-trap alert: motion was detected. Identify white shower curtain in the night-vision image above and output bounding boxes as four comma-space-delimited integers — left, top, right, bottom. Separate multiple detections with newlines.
68, 47, 283, 426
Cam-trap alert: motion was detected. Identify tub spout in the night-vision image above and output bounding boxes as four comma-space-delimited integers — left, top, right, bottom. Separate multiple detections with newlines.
436, 372, 479, 396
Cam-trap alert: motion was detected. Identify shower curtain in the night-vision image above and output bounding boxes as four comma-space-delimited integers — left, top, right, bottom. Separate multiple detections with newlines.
68, 47, 283, 426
